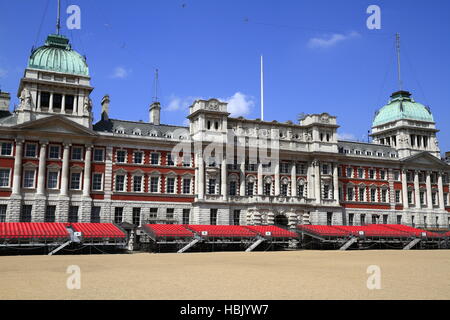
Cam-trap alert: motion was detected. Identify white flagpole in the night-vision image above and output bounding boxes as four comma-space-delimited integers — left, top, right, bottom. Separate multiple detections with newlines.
261, 55, 264, 121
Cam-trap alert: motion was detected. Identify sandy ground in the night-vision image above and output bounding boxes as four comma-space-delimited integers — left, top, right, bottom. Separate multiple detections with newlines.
0, 250, 449, 300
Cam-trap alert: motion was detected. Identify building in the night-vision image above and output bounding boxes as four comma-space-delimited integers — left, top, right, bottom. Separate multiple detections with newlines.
0, 32, 449, 229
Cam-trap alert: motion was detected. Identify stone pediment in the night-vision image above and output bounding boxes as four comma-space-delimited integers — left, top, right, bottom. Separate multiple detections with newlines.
13, 115, 97, 136
401, 152, 448, 169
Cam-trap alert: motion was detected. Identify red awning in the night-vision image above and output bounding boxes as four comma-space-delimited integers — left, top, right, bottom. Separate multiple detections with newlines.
70, 223, 126, 239
144, 224, 194, 238
244, 225, 298, 238
0, 223, 69, 239
186, 225, 257, 238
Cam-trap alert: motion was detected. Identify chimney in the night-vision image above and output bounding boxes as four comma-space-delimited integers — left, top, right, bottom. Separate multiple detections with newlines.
149, 102, 161, 125
0, 91, 11, 111
101, 95, 110, 121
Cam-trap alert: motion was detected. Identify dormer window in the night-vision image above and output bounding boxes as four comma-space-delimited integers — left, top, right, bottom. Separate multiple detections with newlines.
133, 129, 141, 136
115, 127, 125, 134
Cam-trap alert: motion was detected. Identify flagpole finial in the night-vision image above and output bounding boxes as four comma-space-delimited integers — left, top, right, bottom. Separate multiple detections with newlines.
396, 33, 403, 91
56, 0, 61, 35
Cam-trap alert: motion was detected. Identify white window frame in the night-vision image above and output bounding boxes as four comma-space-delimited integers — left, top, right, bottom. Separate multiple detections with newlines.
23, 169, 36, 189
149, 175, 160, 193
71, 146, 84, 161
0, 168, 11, 188
114, 172, 127, 192
48, 145, 61, 160
47, 170, 60, 190
116, 150, 127, 163
91, 172, 104, 191
133, 151, 144, 164
132, 174, 144, 193
150, 152, 161, 166
70, 171, 82, 190
93, 148, 105, 162
24, 143, 38, 158
166, 175, 176, 194
182, 177, 192, 194
0, 141, 13, 156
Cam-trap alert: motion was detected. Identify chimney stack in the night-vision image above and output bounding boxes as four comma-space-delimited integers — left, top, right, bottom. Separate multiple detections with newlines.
149, 102, 161, 125
0, 91, 11, 111
101, 95, 110, 121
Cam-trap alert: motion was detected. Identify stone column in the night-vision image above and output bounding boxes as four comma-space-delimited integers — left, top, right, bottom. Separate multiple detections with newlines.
426, 171, 433, 209
11, 139, 24, 195
314, 160, 321, 204
333, 163, 339, 201
83, 145, 92, 197
49, 93, 54, 112
61, 94, 66, 114
291, 162, 297, 197
401, 169, 409, 209
198, 153, 205, 200
60, 143, 71, 196
257, 162, 263, 195
438, 172, 445, 210
239, 161, 246, 196
274, 161, 280, 196
36, 92, 41, 112
414, 170, 420, 209
221, 157, 227, 201
36, 142, 48, 195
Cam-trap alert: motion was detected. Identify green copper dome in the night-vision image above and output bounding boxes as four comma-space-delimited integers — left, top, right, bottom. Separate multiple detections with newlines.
28, 34, 89, 76
372, 91, 434, 127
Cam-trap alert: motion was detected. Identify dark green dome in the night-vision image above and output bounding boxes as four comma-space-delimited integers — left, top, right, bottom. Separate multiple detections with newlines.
373, 91, 434, 127
28, 34, 89, 76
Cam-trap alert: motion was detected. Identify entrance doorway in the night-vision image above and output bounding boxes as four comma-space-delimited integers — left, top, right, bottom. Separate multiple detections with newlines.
274, 215, 288, 227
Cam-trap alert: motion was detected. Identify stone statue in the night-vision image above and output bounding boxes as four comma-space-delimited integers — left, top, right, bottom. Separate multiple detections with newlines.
83, 98, 92, 114
19, 88, 32, 110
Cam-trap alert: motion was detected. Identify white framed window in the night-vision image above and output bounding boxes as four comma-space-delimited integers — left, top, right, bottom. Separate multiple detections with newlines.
347, 187, 354, 201
0, 142, 12, 156
133, 151, 144, 164
115, 174, 126, 192
370, 188, 377, 202
92, 173, 103, 191
369, 169, 375, 179
0, 168, 11, 187
208, 178, 217, 195
93, 148, 105, 162
47, 171, 59, 189
149, 176, 160, 193
25, 143, 37, 158
116, 150, 127, 163
23, 169, 36, 189
357, 168, 364, 179
346, 167, 353, 178
395, 190, 401, 203
167, 153, 175, 166
182, 178, 191, 194
151, 152, 160, 165
166, 176, 176, 194
359, 187, 365, 202
380, 170, 386, 180
70, 172, 82, 190
381, 188, 388, 202
48, 145, 61, 159
133, 175, 143, 192
71, 146, 83, 161
321, 164, 330, 175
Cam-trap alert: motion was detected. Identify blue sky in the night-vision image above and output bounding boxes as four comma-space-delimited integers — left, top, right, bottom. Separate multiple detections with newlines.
1, 0, 449, 154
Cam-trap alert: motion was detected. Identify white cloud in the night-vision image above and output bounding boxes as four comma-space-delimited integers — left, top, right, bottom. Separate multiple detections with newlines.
221, 92, 254, 117
111, 66, 131, 79
166, 95, 199, 112
166, 92, 254, 118
337, 132, 357, 141
307, 31, 360, 49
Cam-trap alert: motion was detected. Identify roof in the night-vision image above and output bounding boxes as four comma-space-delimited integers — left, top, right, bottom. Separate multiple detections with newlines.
373, 91, 434, 127
28, 34, 89, 76
0, 223, 69, 239
93, 118, 189, 137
